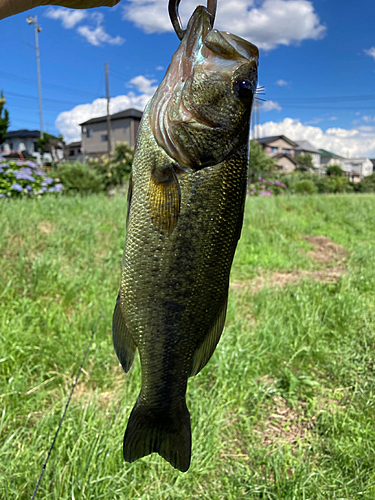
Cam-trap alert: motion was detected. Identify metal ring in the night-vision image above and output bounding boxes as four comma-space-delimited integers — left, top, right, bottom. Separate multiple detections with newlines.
169, 0, 217, 40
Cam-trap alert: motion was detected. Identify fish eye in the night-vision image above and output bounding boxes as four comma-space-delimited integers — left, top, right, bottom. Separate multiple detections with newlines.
233, 79, 254, 100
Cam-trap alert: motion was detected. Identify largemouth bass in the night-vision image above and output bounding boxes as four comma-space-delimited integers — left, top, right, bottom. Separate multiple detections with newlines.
112, 5, 258, 472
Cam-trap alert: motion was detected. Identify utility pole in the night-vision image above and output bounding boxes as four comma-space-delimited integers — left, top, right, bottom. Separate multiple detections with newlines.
256, 101, 260, 140
105, 62, 112, 155
27, 15, 43, 140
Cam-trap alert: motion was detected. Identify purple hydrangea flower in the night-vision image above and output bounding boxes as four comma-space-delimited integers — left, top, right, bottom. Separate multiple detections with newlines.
44, 177, 54, 185
21, 167, 33, 176
0, 193, 6, 198
26, 160, 38, 168
54, 183, 64, 192
26, 185, 33, 191
11, 183, 23, 192
14, 171, 35, 182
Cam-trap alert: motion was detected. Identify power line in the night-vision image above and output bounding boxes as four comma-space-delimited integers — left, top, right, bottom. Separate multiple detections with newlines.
4, 90, 85, 107
262, 103, 375, 110
0, 69, 98, 99
274, 94, 375, 103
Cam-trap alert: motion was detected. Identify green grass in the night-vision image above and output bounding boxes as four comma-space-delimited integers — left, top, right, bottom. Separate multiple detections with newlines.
1, 193, 375, 499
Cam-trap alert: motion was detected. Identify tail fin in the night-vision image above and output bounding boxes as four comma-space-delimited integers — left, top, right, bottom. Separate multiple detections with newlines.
123, 398, 191, 472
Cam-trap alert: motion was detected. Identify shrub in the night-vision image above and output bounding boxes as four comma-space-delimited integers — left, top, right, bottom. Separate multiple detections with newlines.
54, 162, 104, 194
326, 165, 343, 177
0, 159, 63, 198
247, 177, 287, 197
353, 174, 375, 193
290, 179, 318, 195
87, 142, 134, 190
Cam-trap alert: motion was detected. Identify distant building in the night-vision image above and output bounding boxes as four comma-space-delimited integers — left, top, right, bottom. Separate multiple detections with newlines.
318, 149, 346, 169
80, 108, 142, 158
257, 135, 299, 172
370, 159, 375, 173
65, 141, 82, 161
294, 140, 321, 170
0, 129, 63, 165
343, 158, 373, 180
1, 129, 40, 161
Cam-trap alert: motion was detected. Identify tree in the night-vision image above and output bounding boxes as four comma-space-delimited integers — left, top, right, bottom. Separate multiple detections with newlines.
248, 139, 276, 177
38, 133, 65, 166
326, 164, 343, 177
0, 91, 10, 146
296, 153, 314, 171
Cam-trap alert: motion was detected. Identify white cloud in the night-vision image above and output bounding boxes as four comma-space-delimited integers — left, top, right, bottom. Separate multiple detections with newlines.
123, 0, 326, 50
276, 79, 289, 86
362, 115, 375, 123
56, 76, 156, 143
364, 47, 375, 61
257, 117, 375, 158
44, 7, 87, 29
128, 75, 158, 94
77, 12, 125, 46
45, 8, 124, 46
262, 100, 282, 111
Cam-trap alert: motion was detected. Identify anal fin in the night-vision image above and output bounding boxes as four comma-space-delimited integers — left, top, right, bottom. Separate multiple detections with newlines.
112, 292, 136, 372
189, 294, 228, 377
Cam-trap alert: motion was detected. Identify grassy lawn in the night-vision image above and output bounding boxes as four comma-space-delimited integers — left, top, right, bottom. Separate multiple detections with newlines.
1, 193, 375, 499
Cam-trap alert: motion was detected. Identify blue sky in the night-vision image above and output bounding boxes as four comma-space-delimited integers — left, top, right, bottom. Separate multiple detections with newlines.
1, 0, 375, 157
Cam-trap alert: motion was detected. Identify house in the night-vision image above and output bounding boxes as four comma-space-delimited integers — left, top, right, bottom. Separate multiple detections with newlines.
318, 149, 346, 169
294, 140, 321, 170
1, 129, 40, 160
343, 158, 373, 180
0, 129, 62, 165
257, 135, 299, 172
80, 108, 142, 158
65, 141, 82, 161
370, 159, 375, 173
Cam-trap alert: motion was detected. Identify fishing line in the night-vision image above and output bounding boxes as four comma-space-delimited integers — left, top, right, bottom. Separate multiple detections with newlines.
31, 313, 102, 500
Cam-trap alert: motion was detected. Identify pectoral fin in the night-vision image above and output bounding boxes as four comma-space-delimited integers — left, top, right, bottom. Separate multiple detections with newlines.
112, 292, 136, 372
147, 167, 181, 235
189, 294, 228, 377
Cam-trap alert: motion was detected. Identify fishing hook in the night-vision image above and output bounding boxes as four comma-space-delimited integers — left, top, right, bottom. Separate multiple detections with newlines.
168, 0, 217, 40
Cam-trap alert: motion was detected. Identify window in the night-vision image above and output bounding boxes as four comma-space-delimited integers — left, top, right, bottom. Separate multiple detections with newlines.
270, 147, 277, 153
101, 134, 108, 142
87, 129, 93, 138
33, 141, 38, 152
283, 148, 291, 154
